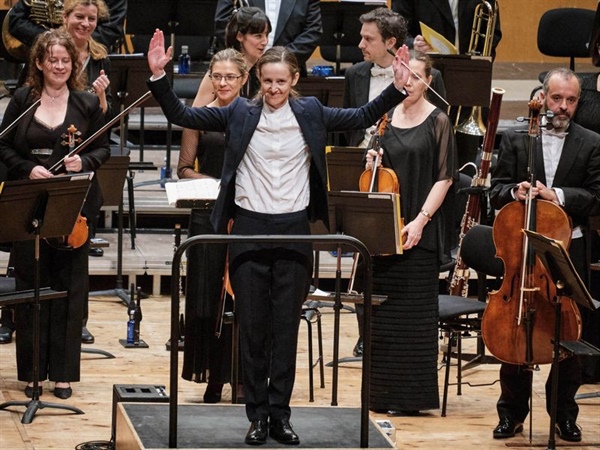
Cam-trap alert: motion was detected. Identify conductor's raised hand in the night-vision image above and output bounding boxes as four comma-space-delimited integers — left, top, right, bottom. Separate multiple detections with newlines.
148, 29, 173, 78
391, 45, 410, 91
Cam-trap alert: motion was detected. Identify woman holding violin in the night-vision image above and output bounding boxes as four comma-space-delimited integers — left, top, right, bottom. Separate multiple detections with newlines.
177, 49, 248, 404
489, 68, 600, 442
366, 50, 456, 415
0, 29, 110, 400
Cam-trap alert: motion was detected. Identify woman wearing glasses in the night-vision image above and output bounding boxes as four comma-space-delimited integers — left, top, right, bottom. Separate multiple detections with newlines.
177, 49, 248, 404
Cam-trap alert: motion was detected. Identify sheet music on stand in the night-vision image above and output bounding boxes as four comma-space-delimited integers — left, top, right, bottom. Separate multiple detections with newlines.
165, 178, 220, 209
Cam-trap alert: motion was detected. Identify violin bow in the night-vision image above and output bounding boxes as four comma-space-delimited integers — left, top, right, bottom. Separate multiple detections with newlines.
387, 48, 449, 107
0, 99, 42, 140
48, 91, 153, 174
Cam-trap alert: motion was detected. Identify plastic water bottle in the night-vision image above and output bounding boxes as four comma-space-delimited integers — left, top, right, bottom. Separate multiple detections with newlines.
178, 45, 191, 75
160, 157, 171, 188
126, 302, 136, 344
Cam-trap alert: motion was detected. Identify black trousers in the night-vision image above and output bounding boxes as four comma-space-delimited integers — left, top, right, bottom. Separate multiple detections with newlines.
14, 239, 88, 382
229, 207, 312, 422
496, 236, 586, 423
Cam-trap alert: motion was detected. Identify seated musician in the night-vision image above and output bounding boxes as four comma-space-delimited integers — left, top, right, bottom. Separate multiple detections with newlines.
489, 68, 600, 442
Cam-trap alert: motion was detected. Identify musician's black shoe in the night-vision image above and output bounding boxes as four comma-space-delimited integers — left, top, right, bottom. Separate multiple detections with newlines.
0, 324, 14, 344
24, 385, 43, 398
493, 417, 523, 439
555, 420, 582, 442
81, 327, 95, 344
89, 247, 104, 257
203, 383, 223, 403
245, 420, 268, 445
269, 419, 300, 445
353, 338, 363, 357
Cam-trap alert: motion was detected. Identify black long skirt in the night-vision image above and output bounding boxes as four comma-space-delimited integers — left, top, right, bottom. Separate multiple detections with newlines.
369, 247, 440, 412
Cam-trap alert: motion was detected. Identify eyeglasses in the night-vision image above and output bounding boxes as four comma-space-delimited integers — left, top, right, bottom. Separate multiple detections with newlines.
209, 73, 243, 83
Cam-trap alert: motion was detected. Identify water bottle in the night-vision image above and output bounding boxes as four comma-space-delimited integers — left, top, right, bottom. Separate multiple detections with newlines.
160, 157, 171, 188
126, 302, 136, 344
178, 45, 191, 75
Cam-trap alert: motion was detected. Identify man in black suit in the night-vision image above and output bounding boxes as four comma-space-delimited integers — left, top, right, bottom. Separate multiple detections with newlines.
392, 0, 501, 58
343, 7, 446, 148
489, 68, 600, 443
214, 0, 322, 75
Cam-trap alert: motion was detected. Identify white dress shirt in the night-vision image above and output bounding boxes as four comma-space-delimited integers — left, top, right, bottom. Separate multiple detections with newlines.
359, 64, 394, 147
265, 0, 281, 49
236, 100, 310, 214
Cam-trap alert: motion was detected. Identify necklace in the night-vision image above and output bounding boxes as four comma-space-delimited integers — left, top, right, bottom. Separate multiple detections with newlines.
43, 88, 68, 104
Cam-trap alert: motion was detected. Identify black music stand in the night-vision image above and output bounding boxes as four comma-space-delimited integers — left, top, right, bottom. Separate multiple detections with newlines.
524, 230, 600, 450
320, 2, 383, 75
125, 0, 217, 59
430, 55, 493, 165
323, 191, 399, 400
0, 174, 91, 424
91, 154, 132, 306
326, 147, 364, 192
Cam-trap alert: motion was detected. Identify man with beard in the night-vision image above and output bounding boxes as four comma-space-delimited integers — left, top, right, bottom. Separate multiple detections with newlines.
489, 67, 600, 442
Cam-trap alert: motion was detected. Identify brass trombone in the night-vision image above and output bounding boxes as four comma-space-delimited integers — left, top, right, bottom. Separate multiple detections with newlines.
455, 0, 499, 136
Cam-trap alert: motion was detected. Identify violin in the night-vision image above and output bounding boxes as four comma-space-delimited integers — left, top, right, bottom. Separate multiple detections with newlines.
481, 100, 581, 365
60, 125, 89, 249
358, 114, 399, 194
358, 114, 406, 247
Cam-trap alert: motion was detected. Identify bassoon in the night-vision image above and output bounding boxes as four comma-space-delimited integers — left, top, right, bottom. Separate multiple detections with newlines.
448, 87, 505, 296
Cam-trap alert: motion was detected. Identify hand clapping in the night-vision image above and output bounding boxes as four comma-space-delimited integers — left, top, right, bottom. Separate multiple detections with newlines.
148, 29, 173, 78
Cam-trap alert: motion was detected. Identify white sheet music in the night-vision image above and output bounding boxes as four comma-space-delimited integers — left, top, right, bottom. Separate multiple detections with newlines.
165, 178, 220, 206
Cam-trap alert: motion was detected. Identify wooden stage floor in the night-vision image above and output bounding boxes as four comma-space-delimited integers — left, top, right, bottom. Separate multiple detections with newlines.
0, 294, 599, 449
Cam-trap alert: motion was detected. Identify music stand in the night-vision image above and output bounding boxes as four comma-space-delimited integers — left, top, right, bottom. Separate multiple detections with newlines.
319, 2, 384, 75
90, 154, 132, 306
324, 191, 399, 397
329, 191, 403, 255
0, 174, 91, 424
524, 230, 600, 450
326, 147, 364, 192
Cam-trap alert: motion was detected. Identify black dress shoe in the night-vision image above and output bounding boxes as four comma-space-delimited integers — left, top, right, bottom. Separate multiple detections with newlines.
54, 386, 72, 399
555, 420, 582, 442
81, 327, 95, 344
493, 417, 523, 439
269, 419, 300, 445
24, 385, 42, 398
353, 338, 363, 357
245, 420, 268, 445
89, 247, 104, 257
0, 324, 14, 344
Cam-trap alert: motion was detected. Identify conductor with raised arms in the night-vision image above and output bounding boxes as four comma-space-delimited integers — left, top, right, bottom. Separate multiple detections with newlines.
146, 28, 410, 446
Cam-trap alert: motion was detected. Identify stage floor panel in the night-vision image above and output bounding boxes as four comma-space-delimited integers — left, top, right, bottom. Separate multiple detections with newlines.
116, 403, 394, 449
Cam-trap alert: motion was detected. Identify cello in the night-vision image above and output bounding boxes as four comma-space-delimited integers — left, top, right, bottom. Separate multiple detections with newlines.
481, 99, 582, 365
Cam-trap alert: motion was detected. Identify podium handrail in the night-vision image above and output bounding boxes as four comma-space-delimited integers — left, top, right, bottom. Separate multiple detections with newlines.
48, 91, 153, 173
169, 234, 374, 449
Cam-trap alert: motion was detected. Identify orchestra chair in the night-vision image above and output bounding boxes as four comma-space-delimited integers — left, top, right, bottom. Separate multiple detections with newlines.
439, 224, 504, 417
536, 7, 596, 82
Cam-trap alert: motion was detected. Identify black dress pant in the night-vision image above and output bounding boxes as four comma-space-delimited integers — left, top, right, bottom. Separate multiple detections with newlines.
229, 207, 312, 422
14, 239, 87, 382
